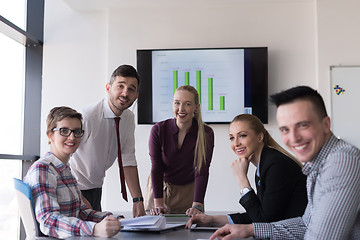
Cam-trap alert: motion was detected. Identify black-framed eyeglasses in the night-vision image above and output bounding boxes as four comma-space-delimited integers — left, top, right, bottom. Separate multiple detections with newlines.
52, 128, 84, 138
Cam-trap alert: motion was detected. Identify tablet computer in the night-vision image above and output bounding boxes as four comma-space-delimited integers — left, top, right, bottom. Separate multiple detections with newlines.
190, 223, 219, 232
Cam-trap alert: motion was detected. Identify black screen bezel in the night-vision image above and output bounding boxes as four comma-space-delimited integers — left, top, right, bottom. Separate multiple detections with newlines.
137, 47, 268, 124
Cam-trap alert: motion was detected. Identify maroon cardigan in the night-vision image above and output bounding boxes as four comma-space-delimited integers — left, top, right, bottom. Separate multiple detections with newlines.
149, 118, 214, 203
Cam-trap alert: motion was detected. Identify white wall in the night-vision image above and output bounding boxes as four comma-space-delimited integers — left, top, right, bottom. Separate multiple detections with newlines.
316, 0, 360, 116
42, 0, 318, 212
42, 0, 109, 148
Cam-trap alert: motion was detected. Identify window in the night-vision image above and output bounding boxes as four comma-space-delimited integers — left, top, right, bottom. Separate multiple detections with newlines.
0, 33, 25, 155
0, 1, 44, 239
0, 0, 26, 30
0, 160, 22, 239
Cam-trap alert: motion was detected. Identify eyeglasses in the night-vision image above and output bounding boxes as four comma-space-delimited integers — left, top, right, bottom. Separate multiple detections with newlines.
52, 128, 84, 138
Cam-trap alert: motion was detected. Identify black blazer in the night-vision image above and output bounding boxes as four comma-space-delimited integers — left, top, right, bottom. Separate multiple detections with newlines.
229, 146, 307, 224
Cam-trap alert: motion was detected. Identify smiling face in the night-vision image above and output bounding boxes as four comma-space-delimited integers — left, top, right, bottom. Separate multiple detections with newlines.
106, 76, 139, 116
229, 120, 264, 160
173, 89, 199, 126
276, 99, 331, 163
47, 117, 82, 163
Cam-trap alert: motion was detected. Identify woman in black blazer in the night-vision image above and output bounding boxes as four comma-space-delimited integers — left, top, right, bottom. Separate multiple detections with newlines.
186, 114, 307, 227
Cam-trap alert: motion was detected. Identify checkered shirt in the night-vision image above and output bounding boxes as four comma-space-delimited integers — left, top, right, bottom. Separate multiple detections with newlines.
253, 134, 360, 239
24, 152, 114, 239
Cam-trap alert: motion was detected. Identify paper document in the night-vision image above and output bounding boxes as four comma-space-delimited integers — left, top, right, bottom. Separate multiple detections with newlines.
120, 215, 166, 230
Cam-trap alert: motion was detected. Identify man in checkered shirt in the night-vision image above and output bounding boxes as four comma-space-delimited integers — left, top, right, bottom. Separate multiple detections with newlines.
210, 86, 360, 240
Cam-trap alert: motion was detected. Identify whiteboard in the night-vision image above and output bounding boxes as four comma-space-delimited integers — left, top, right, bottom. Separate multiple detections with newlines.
331, 66, 360, 148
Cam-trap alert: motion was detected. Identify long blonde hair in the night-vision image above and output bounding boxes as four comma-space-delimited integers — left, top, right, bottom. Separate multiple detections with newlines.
231, 114, 302, 167
175, 85, 208, 172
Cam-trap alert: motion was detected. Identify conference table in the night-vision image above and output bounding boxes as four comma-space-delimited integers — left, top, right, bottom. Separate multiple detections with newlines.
67, 212, 255, 240
69, 228, 216, 239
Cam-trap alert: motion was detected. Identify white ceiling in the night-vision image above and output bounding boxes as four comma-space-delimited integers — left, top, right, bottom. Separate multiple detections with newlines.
63, 0, 216, 10
63, 0, 301, 11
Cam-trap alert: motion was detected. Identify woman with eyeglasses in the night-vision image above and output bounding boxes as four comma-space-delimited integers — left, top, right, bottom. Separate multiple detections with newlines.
24, 106, 122, 239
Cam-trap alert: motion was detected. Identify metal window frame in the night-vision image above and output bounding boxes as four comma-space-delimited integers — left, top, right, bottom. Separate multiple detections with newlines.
0, 1, 44, 239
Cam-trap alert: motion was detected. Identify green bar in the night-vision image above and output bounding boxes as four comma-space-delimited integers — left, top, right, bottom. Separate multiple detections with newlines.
173, 70, 178, 94
196, 70, 201, 103
208, 78, 213, 110
220, 96, 225, 110
185, 72, 190, 85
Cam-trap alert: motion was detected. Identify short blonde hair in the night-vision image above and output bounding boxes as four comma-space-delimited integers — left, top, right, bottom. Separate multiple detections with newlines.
46, 106, 83, 143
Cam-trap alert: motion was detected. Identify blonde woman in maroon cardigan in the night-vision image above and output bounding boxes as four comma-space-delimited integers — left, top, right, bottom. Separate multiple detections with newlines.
145, 85, 214, 216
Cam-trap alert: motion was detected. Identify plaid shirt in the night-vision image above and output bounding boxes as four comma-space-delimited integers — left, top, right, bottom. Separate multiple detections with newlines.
24, 152, 114, 239
253, 134, 360, 239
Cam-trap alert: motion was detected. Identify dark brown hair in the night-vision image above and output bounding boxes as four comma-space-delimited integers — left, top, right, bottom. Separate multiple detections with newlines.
109, 64, 140, 90
270, 85, 328, 120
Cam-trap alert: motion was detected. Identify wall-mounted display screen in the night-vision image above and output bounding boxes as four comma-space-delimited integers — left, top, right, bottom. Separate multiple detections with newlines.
137, 47, 268, 124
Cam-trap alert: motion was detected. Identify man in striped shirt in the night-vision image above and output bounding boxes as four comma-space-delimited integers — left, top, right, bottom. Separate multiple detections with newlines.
210, 86, 360, 240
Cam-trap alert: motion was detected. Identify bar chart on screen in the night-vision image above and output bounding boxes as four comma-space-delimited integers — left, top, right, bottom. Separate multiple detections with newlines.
173, 70, 226, 111
152, 49, 246, 123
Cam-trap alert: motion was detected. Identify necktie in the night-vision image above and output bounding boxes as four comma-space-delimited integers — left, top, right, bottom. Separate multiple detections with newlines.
114, 117, 128, 201
255, 174, 260, 189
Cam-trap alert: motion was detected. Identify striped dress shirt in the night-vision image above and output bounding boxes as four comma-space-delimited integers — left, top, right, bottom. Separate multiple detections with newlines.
253, 134, 360, 239
24, 152, 114, 239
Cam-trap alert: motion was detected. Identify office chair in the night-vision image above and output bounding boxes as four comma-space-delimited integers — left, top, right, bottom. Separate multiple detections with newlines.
13, 178, 48, 240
